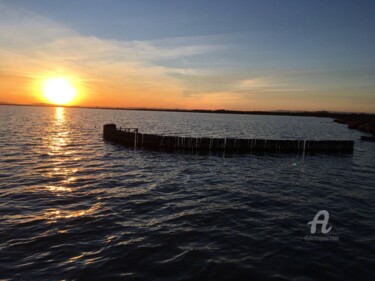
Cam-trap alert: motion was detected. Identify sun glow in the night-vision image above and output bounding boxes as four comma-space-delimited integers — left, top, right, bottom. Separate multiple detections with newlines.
43, 77, 77, 105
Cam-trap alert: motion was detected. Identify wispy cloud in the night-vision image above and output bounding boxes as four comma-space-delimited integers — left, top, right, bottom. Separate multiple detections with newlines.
0, 3, 222, 107
1, 2, 374, 112
1, 2, 296, 110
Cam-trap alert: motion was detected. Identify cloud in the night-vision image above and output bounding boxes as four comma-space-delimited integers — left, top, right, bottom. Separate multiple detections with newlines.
173, 72, 312, 105
2, 2, 373, 112
0, 3, 222, 107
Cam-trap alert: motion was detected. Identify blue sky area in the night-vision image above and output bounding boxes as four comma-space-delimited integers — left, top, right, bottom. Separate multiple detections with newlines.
1, 0, 375, 112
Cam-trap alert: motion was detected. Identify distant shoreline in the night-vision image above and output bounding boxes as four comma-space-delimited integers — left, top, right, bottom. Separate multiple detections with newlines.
1, 103, 374, 136
1, 102, 374, 116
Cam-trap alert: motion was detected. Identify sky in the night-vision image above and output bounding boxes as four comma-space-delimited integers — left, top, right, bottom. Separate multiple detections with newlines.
1, 0, 375, 112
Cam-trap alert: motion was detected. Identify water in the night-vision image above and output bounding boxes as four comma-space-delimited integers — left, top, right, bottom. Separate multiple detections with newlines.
0, 106, 374, 281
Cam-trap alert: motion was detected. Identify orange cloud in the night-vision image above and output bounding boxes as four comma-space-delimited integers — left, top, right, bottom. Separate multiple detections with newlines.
1, 3, 374, 113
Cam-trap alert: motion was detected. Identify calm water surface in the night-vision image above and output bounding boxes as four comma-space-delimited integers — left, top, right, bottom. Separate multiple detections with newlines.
0, 106, 374, 281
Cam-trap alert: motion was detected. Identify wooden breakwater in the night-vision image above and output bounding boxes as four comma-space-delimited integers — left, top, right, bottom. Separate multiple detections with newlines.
361, 136, 375, 142
103, 124, 354, 154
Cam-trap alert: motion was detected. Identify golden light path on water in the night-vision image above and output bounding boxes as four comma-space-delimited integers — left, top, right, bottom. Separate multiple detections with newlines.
43, 107, 101, 221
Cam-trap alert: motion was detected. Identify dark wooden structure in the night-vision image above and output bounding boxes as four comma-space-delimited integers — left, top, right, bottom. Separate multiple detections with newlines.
103, 124, 354, 154
361, 136, 375, 142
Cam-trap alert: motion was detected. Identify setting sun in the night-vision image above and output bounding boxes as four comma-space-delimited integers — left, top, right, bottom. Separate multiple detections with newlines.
43, 78, 77, 105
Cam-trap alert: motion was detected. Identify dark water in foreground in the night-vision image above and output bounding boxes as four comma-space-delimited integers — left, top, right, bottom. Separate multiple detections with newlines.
0, 106, 374, 281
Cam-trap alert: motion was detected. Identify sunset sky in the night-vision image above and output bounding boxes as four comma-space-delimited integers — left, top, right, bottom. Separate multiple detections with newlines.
1, 0, 375, 112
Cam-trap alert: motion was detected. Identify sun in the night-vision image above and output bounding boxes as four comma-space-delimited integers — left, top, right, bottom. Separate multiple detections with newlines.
43, 77, 77, 105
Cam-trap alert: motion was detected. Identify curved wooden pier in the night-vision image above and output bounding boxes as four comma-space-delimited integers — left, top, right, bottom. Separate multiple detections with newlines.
103, 124, 354, 154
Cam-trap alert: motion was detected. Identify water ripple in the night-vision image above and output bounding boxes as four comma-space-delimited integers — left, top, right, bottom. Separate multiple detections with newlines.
0, 106, 374, 280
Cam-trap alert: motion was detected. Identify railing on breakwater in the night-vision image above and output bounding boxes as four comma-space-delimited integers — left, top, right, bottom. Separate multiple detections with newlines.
103, 124, 354, 154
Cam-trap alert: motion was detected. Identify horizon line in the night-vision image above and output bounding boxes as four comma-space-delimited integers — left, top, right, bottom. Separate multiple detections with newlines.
1, 102, 375, 117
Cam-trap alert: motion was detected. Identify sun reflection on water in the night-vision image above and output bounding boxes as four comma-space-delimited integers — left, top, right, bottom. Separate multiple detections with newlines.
40, 108, 102, 221
43, 107, 79, 194
46, 203, 101, 220
55, 106, 65, 123
48, 107, 68, 154
45, 186, 72, 193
